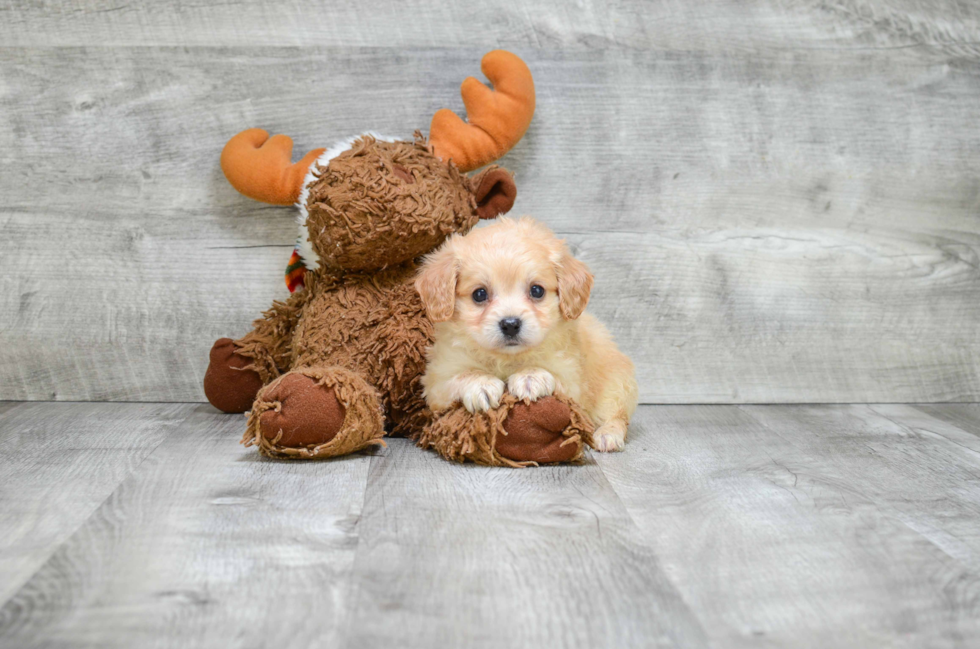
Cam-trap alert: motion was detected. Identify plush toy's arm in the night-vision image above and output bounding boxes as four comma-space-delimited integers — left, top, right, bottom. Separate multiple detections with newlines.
233, 286, 312, 382
204, 285, 314, 413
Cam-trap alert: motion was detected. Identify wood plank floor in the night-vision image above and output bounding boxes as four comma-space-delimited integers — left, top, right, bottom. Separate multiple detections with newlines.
1, 402, 979, 648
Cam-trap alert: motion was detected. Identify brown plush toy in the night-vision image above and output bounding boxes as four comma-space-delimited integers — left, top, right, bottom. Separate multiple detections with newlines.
204, 50, 593, 464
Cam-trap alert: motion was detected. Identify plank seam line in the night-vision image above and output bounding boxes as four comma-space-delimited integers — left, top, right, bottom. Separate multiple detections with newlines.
738, 403, 980, 570
0, 405, 195, 611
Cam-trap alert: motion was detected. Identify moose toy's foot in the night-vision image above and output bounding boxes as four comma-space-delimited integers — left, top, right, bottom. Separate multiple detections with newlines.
417, 394, 594, 467
256, 373, 347, 447
203, 338, 264, 413
498, 397, 581, 464
243, 366, 385, 459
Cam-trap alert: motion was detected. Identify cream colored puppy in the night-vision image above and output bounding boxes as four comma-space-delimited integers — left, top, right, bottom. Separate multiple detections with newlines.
415, 217, 638, 452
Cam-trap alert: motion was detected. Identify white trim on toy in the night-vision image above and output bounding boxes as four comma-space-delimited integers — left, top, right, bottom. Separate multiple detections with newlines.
294, 133, 399, 271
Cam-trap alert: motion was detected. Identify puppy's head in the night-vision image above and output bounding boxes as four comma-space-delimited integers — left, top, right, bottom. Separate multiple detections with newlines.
415, 217, 593, 354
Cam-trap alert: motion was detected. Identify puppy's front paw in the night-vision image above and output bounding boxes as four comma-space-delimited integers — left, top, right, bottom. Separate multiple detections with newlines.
461, 376, 506, 413
507, 368, 556, 402
592, 421, 627, 453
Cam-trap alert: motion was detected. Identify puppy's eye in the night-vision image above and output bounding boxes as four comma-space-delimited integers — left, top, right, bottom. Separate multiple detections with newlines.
472, 288, 488, 303
529, 284, 545, 299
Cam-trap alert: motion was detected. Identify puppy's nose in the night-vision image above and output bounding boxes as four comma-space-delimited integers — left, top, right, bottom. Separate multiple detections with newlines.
499, 317, 522, 338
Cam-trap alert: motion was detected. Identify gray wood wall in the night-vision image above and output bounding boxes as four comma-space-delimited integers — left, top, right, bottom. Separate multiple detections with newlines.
1, 0, 979, 404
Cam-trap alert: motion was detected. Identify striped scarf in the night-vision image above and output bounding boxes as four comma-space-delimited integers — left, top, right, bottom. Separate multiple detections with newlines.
285, 248, 306, 292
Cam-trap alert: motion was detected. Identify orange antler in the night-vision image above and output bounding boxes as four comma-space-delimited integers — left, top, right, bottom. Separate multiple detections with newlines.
429, 50, 535, 173
220, 129, 325, 205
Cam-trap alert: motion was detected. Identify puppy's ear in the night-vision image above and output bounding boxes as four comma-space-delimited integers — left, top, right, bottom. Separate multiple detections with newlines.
556, 245, 593, 320
415, 243, 458, 322
472, 167, 517, 220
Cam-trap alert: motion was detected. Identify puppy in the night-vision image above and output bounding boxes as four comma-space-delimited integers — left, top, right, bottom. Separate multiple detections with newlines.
415, 217, 638, 452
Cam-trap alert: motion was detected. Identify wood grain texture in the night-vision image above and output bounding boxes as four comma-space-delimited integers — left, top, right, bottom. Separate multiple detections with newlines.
0, 402, 181, 604
341, 438, 707, 649
3, 403, 980, 647
915, 403, 980, 438
0, 404, 374, 648
1, 6, 980, 403
594, 404, 980, 647
0, 403, 20, 418
742, 404, 980, 571
1, 0, 978, 54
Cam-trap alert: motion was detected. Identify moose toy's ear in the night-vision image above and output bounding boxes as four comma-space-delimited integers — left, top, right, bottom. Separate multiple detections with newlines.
472, 168, 517, 220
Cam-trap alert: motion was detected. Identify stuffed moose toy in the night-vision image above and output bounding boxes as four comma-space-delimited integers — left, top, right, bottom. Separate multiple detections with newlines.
204, 50, 593, 466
